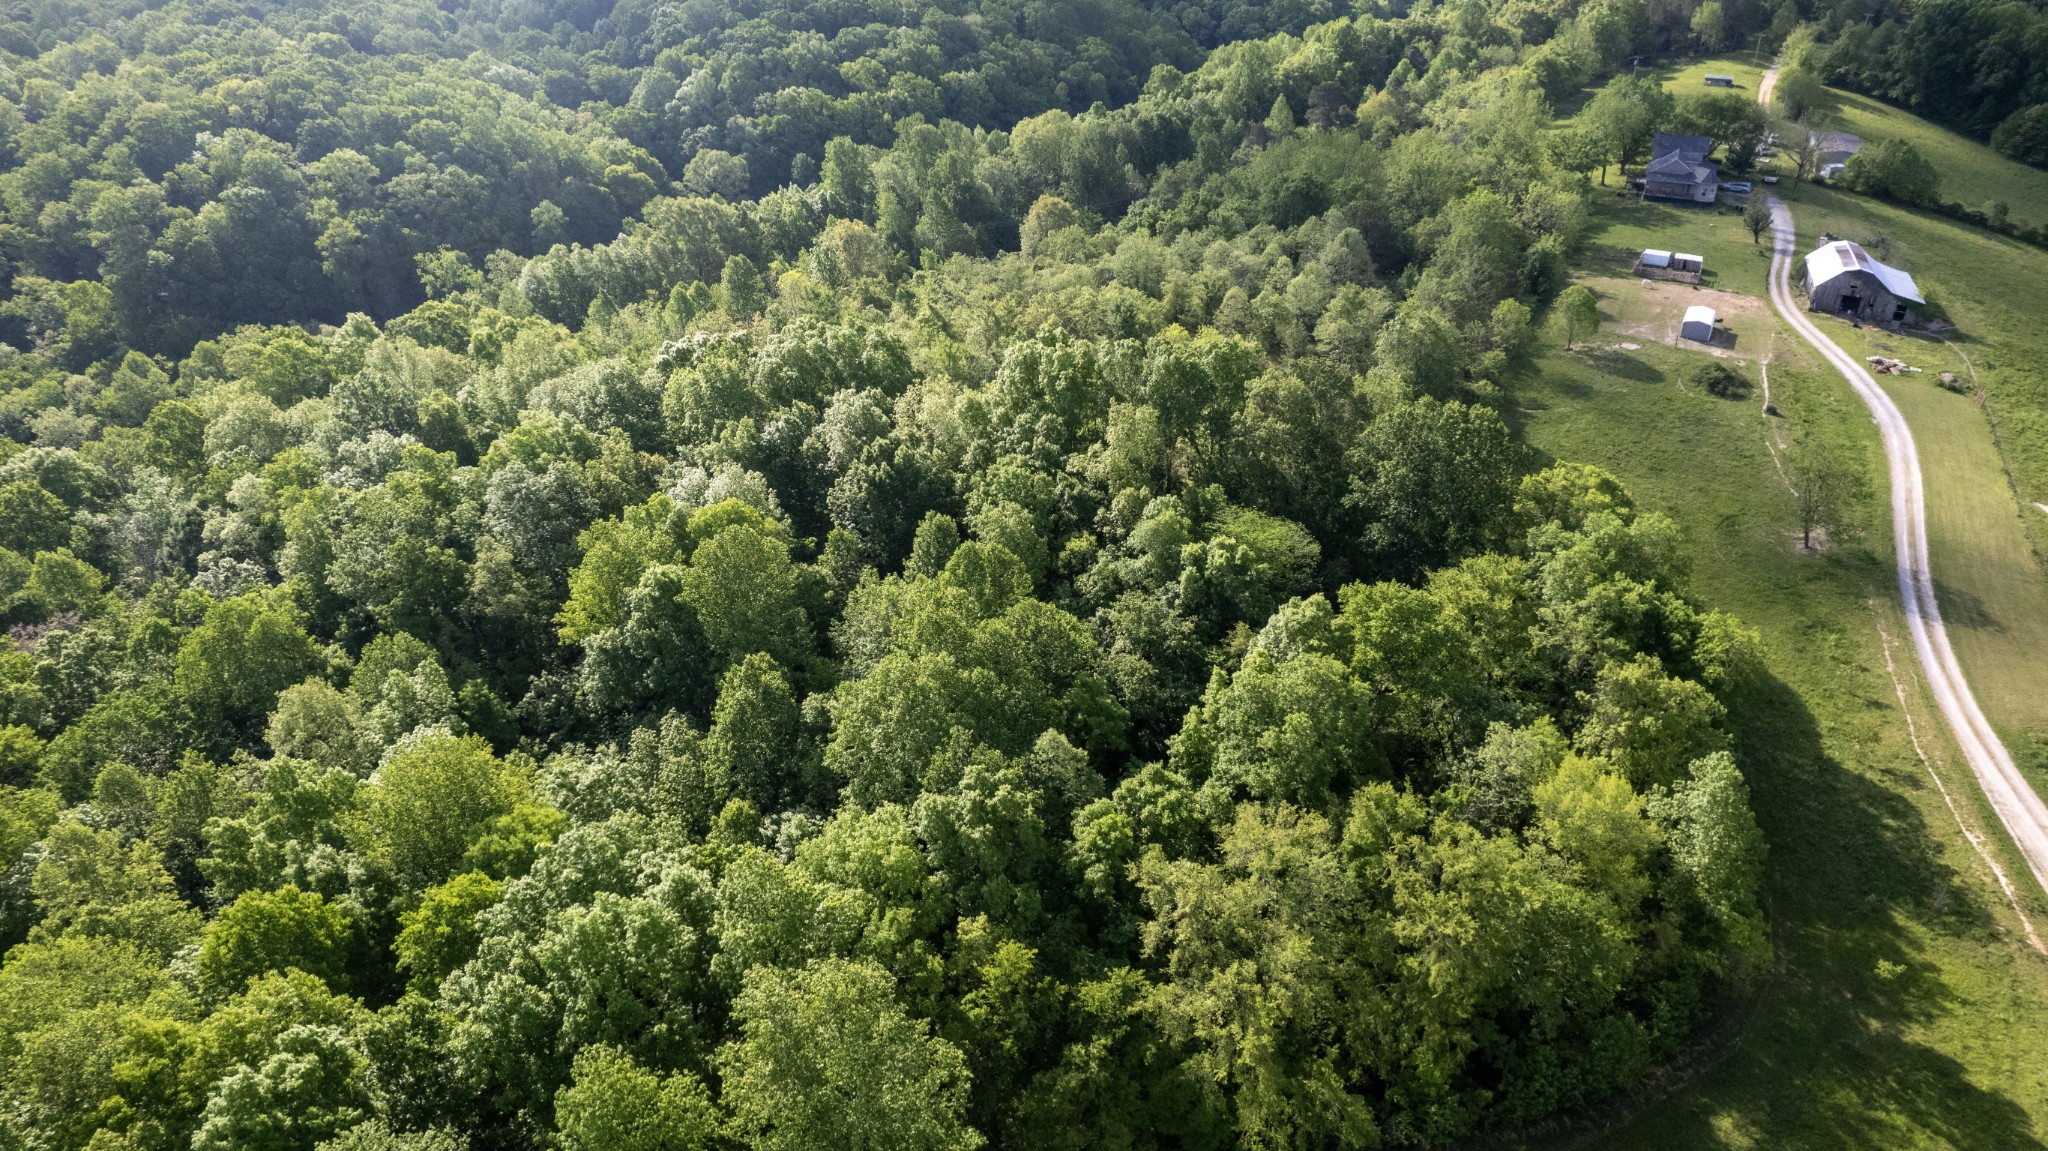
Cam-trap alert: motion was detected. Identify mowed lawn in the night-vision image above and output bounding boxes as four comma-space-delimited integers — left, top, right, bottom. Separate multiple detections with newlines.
1508, 332, 2048, 1150
1578, 193, 1779, 300
1656, 53, 1772, 100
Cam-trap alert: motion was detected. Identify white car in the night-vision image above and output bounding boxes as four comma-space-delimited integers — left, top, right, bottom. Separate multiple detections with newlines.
1723, 181, 1753, 194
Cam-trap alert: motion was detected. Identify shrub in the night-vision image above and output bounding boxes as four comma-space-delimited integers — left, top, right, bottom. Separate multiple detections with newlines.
1685, 360, 1751, 399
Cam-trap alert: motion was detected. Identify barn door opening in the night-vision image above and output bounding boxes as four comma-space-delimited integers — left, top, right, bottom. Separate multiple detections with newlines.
1841, 294, 1862, 315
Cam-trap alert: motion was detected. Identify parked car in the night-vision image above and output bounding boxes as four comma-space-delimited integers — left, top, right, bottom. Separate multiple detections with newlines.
1723, 181, 1753, 194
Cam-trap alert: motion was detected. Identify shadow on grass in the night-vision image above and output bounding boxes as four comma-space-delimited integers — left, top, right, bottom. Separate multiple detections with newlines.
1580, 349, 1667, 384
1709, 669, 2041, 1148
1478, 661, 2042, 1149
1934, 580, 2006, 633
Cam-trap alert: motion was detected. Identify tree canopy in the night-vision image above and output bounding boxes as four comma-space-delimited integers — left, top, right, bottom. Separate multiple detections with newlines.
0, 1, 1791, 1148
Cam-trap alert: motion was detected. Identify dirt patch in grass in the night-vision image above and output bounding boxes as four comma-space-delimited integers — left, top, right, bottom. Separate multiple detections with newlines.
1583, 275, 1777, 361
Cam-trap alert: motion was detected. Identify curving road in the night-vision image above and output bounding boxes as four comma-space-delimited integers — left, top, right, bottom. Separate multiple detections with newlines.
1762, 195, 2048, 898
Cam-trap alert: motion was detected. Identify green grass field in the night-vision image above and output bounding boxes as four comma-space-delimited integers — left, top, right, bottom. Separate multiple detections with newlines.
1508, 331, 2048, 1151
1577, 194, 1779, 300
1768, 179, 2048, 777
1648, 54, 2048, 234
1792, 297, 2048, 790
1503, 88, 2048, 1136
1789, 87, 2048, 232
1770, 180, 2048, 508
1656, 54, 1773, 99
1531, 68, 2048, 1144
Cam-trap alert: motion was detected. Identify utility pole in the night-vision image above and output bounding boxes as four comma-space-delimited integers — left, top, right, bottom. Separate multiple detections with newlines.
1753, 31, 1767, 69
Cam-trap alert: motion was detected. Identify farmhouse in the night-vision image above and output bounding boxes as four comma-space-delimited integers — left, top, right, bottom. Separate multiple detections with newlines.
1643, 133, 1720, 203
1802, 239, 1924, 323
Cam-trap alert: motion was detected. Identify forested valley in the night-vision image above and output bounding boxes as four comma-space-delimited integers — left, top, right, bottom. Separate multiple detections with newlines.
0, 0, 1846, 1146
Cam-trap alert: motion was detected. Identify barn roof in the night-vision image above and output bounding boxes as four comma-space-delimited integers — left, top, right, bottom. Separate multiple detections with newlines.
1804, 240, 1924, 304
1683, 305, 1717, 326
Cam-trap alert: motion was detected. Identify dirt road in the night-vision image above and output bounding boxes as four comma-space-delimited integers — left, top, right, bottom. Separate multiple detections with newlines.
1763, 195, 2048, 898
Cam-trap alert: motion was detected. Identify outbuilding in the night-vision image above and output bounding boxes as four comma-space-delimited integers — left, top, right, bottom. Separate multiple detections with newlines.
1639, 249, 1673, 268
1704, 74, 1735, 87
1670, 252, 1704, 273
1802, 239, 1924, 323
1681, 305, 1717, 343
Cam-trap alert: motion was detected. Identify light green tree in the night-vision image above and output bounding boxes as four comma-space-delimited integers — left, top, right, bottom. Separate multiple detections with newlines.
349, 733, 532, 892
554, 1044, 720, 1151
175, 594, 323, 732
197, 885, 354, 999
394, 871, 501, 994
721, 958, 982, 1151
1554, 284, 1600, 349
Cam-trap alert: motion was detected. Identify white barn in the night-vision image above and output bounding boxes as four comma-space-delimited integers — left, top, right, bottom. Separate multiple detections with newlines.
1681, 305, 1716, 343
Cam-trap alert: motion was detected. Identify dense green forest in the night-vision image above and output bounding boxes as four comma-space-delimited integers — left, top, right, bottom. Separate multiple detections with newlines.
1795, 0, 2048, 164
0, 0, 1866, 1147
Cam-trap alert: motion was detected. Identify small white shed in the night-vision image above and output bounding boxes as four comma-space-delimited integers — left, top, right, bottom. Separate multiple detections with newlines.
1639, 249, 1673, 268
1671, 252, 1704, 273
1681, 305, 1717, 343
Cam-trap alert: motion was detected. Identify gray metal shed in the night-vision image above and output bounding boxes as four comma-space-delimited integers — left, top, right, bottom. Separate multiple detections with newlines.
1681, 305, 1716, 343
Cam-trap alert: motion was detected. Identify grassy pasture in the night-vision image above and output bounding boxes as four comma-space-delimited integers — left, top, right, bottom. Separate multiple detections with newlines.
1770, 179, 2048, 512
1508, 331, 2048, 1151
1577, 193, 1778, 300
1785, 87, 2048, 232
1767, 179, 2048, 770
1654, 54, 1772, 100
1503, 90, 2048, 1140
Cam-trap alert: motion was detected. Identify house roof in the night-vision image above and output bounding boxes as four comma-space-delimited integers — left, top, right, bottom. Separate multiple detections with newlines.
1803, 240, 1925, 304
1652, 132, 1714, 160
1645, 133, 1720, 189
1645, 159, 1719, 187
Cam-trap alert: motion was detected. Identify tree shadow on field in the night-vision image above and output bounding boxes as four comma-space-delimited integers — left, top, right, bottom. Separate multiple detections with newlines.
1490, 665, 2045, 1150
1933, 580, 2004, 633
1667, 670, 2038, 1149
1579, 349, 1667, 385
